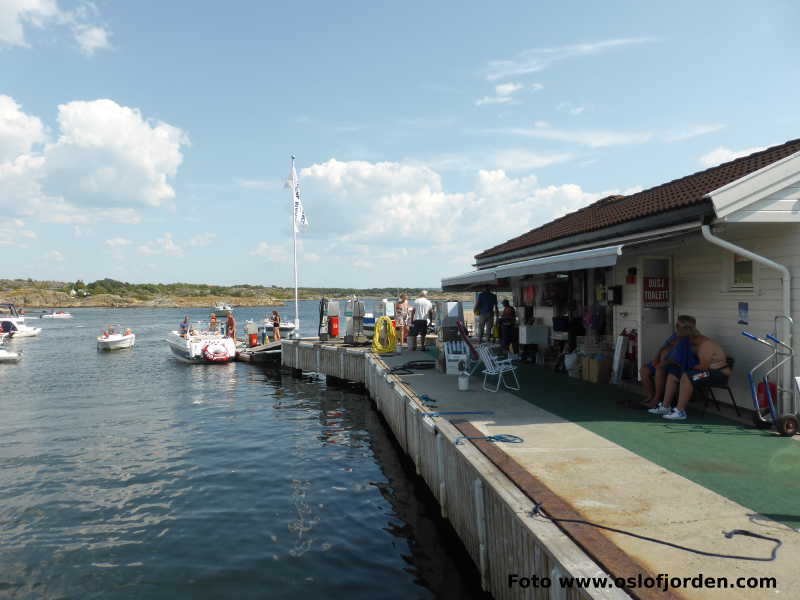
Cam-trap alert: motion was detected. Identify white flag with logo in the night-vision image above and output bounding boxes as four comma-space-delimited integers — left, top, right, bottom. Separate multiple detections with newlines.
286, 163, 309, 233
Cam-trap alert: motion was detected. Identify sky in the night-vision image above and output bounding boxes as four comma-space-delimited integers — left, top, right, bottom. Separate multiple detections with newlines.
2, 1, 799, 288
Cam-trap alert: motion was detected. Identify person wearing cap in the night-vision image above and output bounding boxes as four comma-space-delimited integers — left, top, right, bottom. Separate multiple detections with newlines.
409, 290, 433, 352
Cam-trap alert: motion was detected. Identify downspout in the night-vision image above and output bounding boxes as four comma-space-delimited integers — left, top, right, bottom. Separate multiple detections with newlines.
701, 225, 794, 412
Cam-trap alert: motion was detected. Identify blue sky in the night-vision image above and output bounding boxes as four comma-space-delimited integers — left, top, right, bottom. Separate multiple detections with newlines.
2, 0, 799, 287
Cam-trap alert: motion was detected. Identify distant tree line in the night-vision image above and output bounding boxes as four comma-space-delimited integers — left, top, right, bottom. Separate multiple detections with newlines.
1, 278, 440, 300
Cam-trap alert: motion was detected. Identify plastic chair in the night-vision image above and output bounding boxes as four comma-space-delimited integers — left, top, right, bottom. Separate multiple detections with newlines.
698, 356, 741, 417
456, 319, 483, 375
475, 343, 520, 392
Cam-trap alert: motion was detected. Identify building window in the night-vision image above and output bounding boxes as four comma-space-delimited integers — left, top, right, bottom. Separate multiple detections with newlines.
730, 254, 754, 290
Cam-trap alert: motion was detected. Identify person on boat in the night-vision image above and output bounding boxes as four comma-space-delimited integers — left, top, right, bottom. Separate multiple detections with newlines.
395, 293, 411, 348
409, 290, 433, 352
179, 315, 189, 337
209, 313, 218, 333
124, 328, 132, 336
271, 310, 281, 341
226, 313, 236, 339
1, 320, 17, 338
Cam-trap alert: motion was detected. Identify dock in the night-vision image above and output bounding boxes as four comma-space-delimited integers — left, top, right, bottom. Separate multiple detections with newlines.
282, 338, 800, 599
236, 340, 282, 363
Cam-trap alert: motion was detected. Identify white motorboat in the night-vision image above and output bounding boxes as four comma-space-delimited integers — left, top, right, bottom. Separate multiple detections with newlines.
41, 310, 73, 319
97, 326, 136, 351
0, 303, 41, 337
166, 320, 237, 363
212, 303, 233, 314
261, 318, 296, 337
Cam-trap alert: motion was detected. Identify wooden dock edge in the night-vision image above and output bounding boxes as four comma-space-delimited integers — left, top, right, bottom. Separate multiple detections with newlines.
282, 339, 631, 600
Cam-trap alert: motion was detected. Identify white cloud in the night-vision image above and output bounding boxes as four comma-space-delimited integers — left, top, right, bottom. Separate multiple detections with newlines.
530, 83, 544, 92
250, 239, 319, 263
299, 159, 615, 271
72, 23, 109, 55
664, 124, 725, 142
0, 218, 36, 246
137, 232, 183, 257
0, 0, 111, 54
495, 82, 523, 96
503, 125, 653, 147
0, 95, 46, 162
486, 37, 658, 80
44, 249, 64, 262
104, 237, 131, 247
425, 150, 572, 172
189, 232, 216, 247
698, 145, 766, 168
475, 96, 512, 106
476, 81, 528, 107
0, 96, 187, 225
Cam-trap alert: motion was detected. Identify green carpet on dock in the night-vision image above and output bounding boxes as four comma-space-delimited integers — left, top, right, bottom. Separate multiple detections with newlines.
507, 364, 800, 530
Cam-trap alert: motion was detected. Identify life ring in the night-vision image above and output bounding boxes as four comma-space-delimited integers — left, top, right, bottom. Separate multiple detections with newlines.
202, 342, 230, 362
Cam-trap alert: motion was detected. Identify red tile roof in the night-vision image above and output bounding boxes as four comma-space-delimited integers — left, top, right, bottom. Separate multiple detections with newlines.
476, 138, 800, 260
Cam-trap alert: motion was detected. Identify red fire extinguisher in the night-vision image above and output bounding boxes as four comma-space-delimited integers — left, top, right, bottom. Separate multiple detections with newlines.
757, 381, 777, 408
622, 329, 638, 361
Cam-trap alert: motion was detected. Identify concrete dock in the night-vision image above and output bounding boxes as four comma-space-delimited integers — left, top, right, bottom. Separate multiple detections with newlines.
282, 339, 800, 599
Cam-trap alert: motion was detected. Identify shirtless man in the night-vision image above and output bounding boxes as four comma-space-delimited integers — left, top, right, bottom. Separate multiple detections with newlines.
658, 328, 731, 420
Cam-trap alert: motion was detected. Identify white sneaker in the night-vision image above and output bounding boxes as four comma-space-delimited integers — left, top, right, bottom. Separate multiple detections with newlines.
663, 409, 687, 420
647, 403, 671, 415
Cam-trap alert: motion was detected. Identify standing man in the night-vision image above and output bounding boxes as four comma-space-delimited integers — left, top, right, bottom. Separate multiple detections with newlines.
226, 312, 236, 340
409, 290, 433, 352
476, 286, 498, 343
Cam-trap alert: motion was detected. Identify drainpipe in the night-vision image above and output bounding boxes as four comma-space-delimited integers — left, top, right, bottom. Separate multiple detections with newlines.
701, 225, 793, 412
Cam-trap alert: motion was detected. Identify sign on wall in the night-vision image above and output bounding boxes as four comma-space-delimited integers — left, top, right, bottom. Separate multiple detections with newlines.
642, 276, 670, 307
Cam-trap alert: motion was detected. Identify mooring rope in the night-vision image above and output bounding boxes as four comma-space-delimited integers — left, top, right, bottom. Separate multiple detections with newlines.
530, 503, 782, 562
455, 434, 524, 445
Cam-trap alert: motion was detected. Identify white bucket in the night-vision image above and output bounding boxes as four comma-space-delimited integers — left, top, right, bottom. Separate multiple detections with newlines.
458, 373, 470, 391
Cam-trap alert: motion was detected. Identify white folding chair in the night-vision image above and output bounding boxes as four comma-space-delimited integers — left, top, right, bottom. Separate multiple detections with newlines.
475, 343, 520, 392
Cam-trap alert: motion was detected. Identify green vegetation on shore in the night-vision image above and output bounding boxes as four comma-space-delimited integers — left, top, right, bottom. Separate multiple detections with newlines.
1, 278, 464, 308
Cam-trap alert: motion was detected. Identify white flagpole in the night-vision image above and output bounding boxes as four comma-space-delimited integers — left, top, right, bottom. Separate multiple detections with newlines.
291, 155, 300, 337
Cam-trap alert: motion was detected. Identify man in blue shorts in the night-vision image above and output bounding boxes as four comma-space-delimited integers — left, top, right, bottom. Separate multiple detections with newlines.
641, 315, 696, 409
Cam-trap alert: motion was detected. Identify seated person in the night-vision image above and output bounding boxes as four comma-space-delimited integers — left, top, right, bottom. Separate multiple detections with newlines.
654, 327, 731, 420
640, 315, 697, 408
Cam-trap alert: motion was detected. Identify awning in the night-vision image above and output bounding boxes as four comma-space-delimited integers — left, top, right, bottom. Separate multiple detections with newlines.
441, 245, 623, 291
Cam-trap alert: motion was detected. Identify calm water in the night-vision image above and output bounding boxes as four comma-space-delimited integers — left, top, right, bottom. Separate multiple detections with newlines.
0, 302, 487, 599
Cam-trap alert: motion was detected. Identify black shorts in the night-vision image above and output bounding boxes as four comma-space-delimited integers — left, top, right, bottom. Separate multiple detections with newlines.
687, 368, 729, 388
411, 320, 428, 336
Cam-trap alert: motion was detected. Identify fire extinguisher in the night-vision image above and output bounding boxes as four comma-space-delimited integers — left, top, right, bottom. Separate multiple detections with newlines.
622, 329, 638, 361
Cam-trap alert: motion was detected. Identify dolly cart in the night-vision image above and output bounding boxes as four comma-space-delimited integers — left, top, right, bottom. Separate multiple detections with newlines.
742, 323, 799, 436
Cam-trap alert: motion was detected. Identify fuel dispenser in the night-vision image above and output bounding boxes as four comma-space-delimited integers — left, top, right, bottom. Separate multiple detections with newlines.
344, 297, 366, 344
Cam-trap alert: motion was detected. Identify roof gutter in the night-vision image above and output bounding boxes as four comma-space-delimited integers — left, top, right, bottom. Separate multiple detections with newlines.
700, 224, 794, 412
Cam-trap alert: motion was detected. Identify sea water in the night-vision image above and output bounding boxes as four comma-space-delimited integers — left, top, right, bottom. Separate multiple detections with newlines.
0, 302, 487, 599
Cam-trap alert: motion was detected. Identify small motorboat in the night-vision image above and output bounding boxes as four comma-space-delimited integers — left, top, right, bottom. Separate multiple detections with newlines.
166, 320, 237, 363
261, 317, 296, 337
97, 326, 136, 351
41, 310, 73, 319
0, 303, 41, 337
212, 302, 233, 314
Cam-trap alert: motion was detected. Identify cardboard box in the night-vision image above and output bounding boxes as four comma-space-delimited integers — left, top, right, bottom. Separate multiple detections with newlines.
586, 356, 612, 384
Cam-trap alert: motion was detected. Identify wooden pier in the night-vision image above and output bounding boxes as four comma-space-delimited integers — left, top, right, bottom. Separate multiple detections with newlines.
282, 338, 624, 600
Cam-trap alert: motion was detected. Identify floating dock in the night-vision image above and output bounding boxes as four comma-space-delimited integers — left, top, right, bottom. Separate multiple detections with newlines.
237, 340, 282, 363
282, 338, 800, 599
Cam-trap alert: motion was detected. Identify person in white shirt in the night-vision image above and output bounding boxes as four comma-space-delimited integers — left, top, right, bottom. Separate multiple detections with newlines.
409, 290, 433, 352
